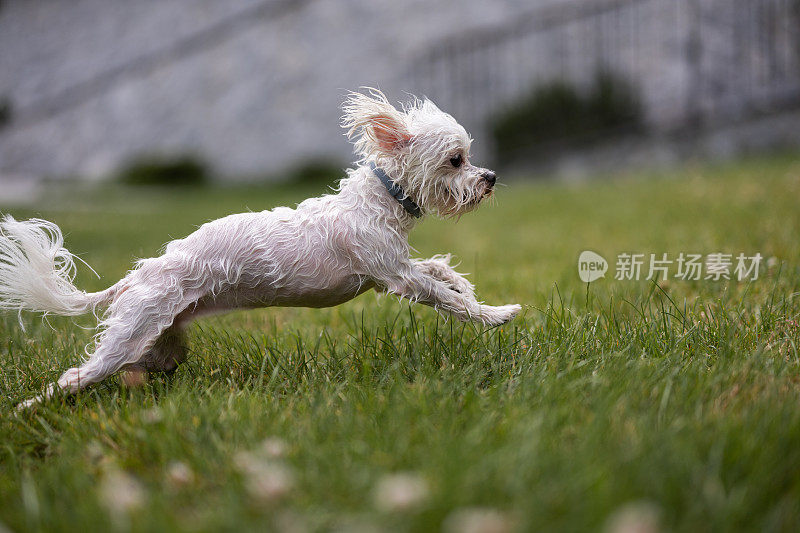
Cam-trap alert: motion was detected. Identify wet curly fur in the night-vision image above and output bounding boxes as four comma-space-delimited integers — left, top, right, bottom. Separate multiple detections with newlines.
1, 89, 521, 408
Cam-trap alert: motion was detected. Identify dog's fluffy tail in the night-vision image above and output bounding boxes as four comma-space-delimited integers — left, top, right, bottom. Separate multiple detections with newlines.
0, 215, 115, 317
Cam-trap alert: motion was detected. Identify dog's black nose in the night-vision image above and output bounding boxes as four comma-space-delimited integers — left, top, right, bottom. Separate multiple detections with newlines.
482, 171, 497, 186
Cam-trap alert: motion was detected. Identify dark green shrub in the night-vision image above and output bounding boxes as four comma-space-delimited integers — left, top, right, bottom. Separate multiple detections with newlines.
589, 72, 642, 130
283, 159, 343, 185
0, 97, 11, 130
117, 154, 209, 186
490, 71, 643, 162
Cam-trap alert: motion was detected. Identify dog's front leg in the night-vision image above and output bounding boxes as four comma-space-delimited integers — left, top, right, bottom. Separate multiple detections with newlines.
376, 264, 520, 326
413, 254, 475, 298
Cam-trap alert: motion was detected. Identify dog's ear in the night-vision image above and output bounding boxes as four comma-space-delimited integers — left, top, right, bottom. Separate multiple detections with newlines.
342, 88, 411, 156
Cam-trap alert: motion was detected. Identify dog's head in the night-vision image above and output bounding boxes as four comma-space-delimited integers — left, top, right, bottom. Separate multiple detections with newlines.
342, 88, 497, 217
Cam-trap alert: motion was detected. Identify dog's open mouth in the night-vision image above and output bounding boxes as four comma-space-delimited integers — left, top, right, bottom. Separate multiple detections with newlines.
477, 184, 495, 204
465, 186, 493, 206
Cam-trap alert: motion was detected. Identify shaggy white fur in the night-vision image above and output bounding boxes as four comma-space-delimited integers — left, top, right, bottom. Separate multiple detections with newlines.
1, 89, 521, 408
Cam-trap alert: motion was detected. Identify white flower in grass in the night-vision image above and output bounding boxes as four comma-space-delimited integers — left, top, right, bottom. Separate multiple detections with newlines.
98, 467, 146, 515
260, 437, 289, 459
142, 407, 163, 424
373, 472, 430, 512
604, 501, 661, 533
234, 451, 295, 504
442, 507, 515, 533
166, 461, 195, 488
84, 441, 105, 465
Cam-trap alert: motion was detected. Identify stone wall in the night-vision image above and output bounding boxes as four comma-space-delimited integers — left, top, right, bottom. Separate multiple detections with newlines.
0, 0, 797, 183
0, 0, 542, 181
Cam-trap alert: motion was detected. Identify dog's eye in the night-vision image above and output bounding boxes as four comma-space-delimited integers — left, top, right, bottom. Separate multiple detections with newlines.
450, 154, 463, 168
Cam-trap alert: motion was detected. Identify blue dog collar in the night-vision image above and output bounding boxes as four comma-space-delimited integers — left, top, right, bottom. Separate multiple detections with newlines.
369, 162, 422, 218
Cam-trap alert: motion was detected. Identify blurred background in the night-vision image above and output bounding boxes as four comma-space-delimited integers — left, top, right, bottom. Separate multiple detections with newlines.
0, 0, 799, 197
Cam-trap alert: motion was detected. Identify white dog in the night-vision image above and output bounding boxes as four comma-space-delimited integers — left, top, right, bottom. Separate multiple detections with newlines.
1, 89, 521, 408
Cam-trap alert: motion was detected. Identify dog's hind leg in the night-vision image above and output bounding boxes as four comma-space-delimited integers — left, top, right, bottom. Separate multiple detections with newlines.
17, 309, 188, 409
17, 257, 210, 409
120, 325, 189, 386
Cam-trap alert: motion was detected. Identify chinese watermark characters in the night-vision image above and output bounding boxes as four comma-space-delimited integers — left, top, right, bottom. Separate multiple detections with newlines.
579, 251, 764, 282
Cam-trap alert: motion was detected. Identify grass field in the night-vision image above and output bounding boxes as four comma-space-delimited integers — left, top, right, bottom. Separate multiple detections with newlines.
1, 154, 800, 532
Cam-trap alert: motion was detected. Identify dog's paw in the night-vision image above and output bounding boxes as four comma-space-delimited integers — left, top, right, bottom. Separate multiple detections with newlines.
15, 383, 57, 413
479, 304, 522, 326
121, 368, 148, 388
16, 396, 39, 412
